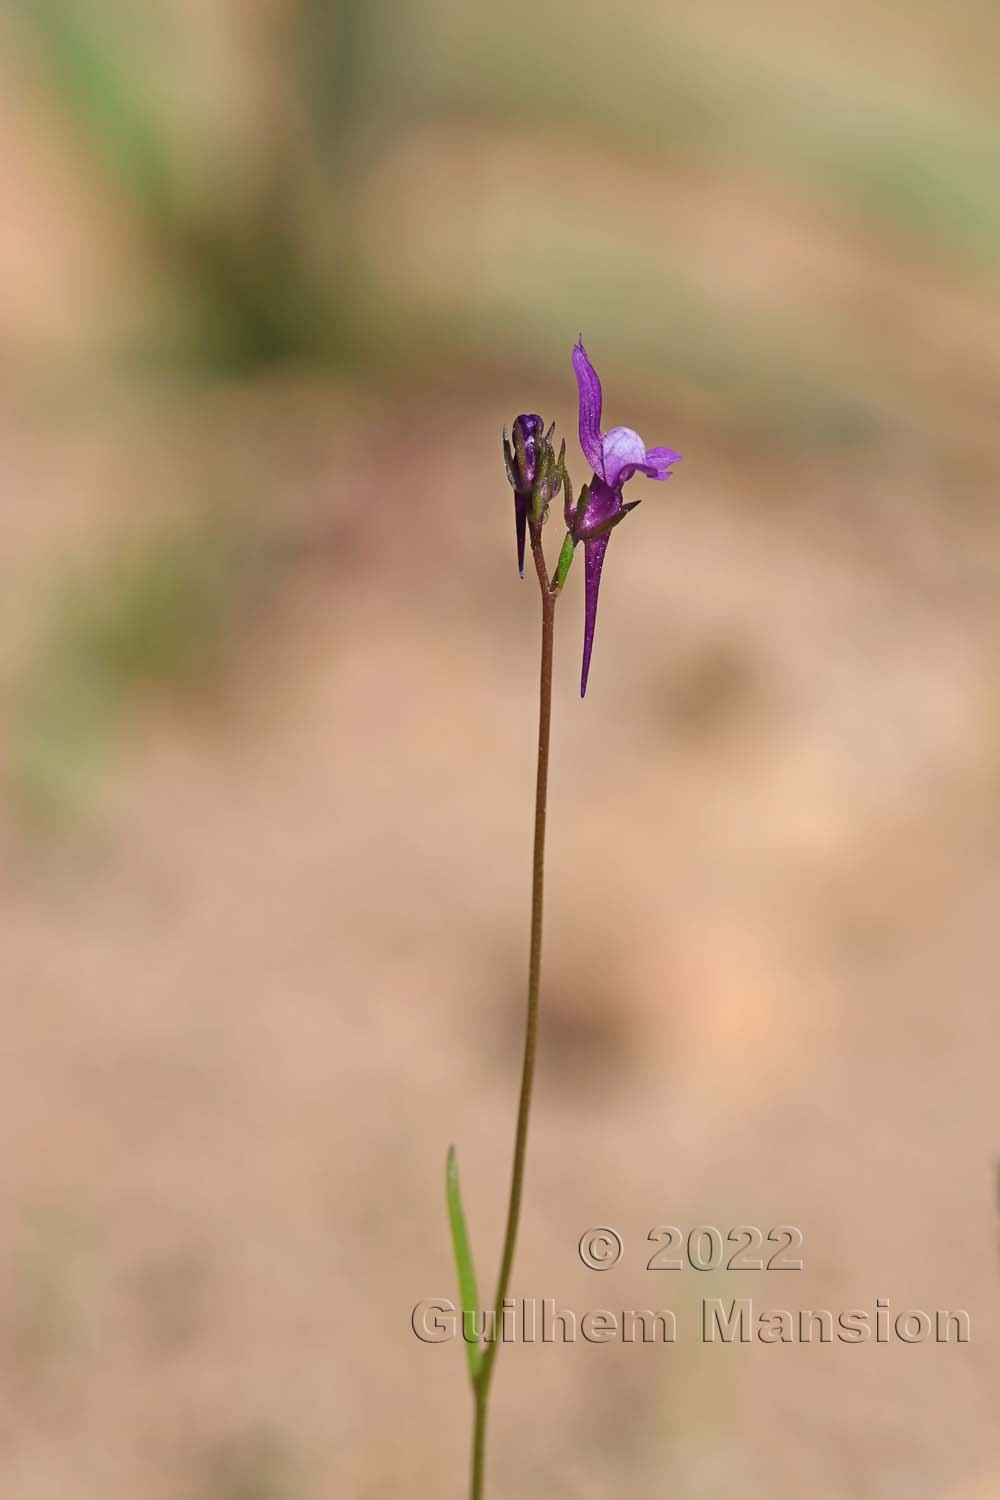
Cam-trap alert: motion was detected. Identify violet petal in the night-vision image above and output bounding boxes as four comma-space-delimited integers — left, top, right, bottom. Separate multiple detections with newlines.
616, 448, 681, 486
602, 425, 648, 489
572, 339, 605, 478
642, 445, 682, 479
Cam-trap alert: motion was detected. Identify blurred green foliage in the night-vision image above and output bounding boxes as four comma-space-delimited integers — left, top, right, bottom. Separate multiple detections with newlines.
12, 0, 351, 365
10, 511, 276, 824
12, 0, 1000, 382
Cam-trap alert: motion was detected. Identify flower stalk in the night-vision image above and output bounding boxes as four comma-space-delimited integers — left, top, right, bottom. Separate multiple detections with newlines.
469, 519, 556, 1500
446, 339, 679, 1500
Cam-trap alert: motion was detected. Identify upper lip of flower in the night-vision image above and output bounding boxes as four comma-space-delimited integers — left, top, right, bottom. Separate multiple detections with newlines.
572, 337, 680, 490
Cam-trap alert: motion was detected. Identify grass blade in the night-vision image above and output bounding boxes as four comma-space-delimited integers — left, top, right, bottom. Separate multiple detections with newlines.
446, 1145, 482, 1384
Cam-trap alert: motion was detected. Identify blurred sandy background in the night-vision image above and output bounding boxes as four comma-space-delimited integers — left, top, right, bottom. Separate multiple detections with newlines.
1, 1, 999, 1496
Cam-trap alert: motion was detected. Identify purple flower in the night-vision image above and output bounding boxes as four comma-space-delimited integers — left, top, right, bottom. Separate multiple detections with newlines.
503, 414, 565, 577
569, 338, 680, 696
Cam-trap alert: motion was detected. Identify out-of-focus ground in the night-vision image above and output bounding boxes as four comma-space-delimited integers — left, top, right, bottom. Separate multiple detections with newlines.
1, 1, 999, 1496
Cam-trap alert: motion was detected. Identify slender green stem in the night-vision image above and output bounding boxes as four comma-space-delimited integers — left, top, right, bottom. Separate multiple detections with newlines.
470, 523, 556, 1500
471, 1382, 489, 1500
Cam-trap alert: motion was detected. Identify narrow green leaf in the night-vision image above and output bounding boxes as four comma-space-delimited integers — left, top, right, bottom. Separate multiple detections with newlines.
553, 531, 576, 592
446, 1145, 482, 1384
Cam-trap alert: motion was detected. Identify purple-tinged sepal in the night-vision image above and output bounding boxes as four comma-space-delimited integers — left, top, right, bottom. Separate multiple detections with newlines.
502, 428, 518, 490
530, 426, 566, 527
565, 478, 587, 532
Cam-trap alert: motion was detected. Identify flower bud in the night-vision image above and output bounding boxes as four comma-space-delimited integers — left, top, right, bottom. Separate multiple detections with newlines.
502, 414, 566, 576
510, 414, 544, 490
